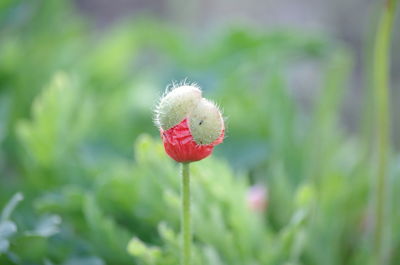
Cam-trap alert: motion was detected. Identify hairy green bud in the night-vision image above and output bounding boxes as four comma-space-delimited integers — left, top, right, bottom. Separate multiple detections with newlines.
188, 99, 224, 145
155, 85, 202, 130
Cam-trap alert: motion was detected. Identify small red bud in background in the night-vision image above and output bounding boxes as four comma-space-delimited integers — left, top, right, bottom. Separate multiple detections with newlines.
247, 185, 268, 213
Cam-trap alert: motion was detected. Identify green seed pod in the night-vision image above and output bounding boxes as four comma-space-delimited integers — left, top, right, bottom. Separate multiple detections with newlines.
188, 98, 224, 145
155, 85, 202, 130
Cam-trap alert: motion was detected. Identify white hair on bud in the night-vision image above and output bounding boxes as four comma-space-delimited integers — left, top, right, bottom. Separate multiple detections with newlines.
188, 98, 224, 145
154, 80, 202, 130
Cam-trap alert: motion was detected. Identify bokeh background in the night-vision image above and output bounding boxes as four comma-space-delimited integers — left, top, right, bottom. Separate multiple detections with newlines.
0, 0, 399, 264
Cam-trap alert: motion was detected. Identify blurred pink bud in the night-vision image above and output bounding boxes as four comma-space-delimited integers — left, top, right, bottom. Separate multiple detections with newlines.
247, 185, 268, 213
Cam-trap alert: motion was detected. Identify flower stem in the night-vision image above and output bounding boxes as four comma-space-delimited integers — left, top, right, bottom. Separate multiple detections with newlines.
373, 0, 397, 263
181, 162, 191, 265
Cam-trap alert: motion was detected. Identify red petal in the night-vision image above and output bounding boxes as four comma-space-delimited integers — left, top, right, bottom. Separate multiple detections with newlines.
161, 119, 224, 163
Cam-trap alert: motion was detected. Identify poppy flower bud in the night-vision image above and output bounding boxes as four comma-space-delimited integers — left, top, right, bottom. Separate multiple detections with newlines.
155, 83, 224, 163
247, 185, 268, 213
155, 85, 202, 131
189, 98, 224, 145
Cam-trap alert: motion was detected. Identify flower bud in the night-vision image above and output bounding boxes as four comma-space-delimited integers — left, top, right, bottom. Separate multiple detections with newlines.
155, 82, 224, 163
155, 85, 202, 130
189, 99, 224, 145
247, 185, 268, 213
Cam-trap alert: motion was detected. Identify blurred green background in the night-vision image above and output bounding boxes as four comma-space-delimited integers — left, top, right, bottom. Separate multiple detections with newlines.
0, 0, 399, 264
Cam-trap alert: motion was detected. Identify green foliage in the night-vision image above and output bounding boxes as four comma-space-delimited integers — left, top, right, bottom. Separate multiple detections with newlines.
0, 193, 61, 264
0, 0, 398, 264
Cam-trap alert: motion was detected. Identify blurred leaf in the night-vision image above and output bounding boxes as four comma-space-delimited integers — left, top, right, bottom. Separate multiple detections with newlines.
0, 239, 9, 254
25, 214, 61, 237
1, 192, 23, 222
0, 221, 17, 239
83, 194, 132, 264
63, 256, 105, 265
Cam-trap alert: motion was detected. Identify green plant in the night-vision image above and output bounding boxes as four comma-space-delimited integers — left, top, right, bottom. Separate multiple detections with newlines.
1, 0, 399, 264
0, 193, 61, 264
154, 84, 225, 264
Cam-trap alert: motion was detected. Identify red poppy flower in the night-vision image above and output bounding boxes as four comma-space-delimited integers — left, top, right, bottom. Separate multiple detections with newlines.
155, 84, 224, 162
161, 118, 224, 163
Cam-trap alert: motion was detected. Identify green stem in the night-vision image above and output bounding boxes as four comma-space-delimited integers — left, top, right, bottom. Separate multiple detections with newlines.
373, 0, 397, 263
181, 162, 191, 265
